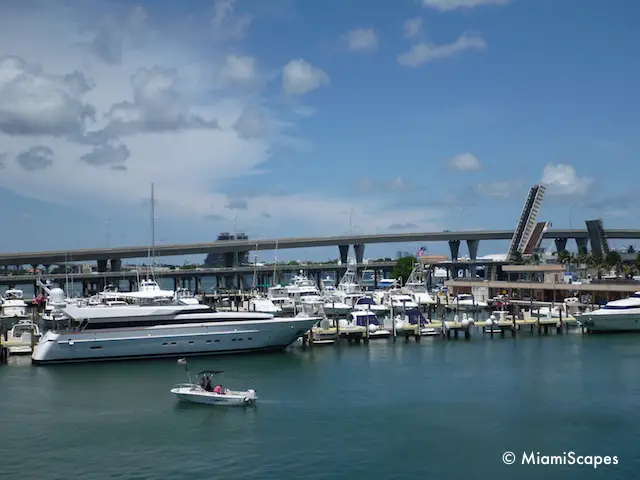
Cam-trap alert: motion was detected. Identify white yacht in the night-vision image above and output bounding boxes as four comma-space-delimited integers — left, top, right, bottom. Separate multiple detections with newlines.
31, 282, 320, 365
287, 272, 324, 308
267, 285, 295, 314
1, 288, 29, 319
318, 276, 351, 314
335, 262, 367, 308
448, 294, 489, 310
576, 292, 640, 332
6, 319, 41, 355
372, 278, 399, 305
392, 307, 440, 336
403, 263, 437, 306
245, 297, 283, 316
384, 289, 419, 311
346, 310, 391, 338
353, 295, 390, 312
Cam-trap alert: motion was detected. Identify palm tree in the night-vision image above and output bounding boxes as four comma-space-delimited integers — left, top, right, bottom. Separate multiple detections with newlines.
605, 250, 622, 277
556, 249, 571, 266
511, 251, 524, 265
628, 245, 636, 254
588, 252, 605, 279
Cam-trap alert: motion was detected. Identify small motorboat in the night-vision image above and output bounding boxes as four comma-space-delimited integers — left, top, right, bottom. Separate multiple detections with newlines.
6, 319, 40, 355
170, 359, 257, 406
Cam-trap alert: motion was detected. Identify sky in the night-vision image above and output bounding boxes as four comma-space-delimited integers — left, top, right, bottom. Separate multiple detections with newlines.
0, 0, 637, 264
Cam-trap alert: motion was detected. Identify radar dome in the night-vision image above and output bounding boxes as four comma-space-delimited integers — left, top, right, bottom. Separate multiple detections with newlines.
49, 288, 65, 305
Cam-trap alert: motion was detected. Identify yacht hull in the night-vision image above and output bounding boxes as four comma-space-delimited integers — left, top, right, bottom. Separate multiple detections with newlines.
31, 317, 319, 364
576, 313, 640, 332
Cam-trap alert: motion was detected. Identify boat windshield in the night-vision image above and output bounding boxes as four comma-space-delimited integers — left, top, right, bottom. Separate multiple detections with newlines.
356, 297, 376, 305
3, 290, 24, 300
353, 313, 379, 325
407, 284, 426, 292
12, 324, 33, 335
299, 291, 319, 297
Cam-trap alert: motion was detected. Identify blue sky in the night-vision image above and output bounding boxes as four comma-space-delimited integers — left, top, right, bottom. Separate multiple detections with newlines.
0, 0, 637, 263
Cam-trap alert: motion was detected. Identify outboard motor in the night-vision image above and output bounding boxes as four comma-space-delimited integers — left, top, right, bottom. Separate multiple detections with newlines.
244, 389, 257, 404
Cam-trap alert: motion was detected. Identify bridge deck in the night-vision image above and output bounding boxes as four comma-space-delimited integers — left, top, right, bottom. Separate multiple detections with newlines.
0, 229, 639, 266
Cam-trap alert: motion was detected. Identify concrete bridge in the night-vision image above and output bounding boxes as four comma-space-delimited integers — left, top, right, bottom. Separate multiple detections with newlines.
1, 228, 638, 271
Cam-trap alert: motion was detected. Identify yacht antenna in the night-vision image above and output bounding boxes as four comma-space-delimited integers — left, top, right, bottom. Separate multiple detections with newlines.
273, 240, 278, 286
64, 252, 69, 297
150, 183, 156, 282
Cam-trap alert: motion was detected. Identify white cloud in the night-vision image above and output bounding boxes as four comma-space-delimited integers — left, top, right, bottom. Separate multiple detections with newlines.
403, 18, 423, 39
445, 153, 482, 171
282, 58, 330, 96
211, 0, 252, 41
218, 54, 257, 86
0, 2, 446, 241
422, 0, 512, 11
398, 33, 486, 67
541, 164, 592, 196
347, 28, 379, 53
232, 108, 268, 139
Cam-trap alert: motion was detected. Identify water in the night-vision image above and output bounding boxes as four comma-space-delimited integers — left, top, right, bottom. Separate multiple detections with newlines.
2, 334, 639, 479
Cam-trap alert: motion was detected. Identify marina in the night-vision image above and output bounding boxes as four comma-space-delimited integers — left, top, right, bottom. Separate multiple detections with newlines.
2, 1, 639, 477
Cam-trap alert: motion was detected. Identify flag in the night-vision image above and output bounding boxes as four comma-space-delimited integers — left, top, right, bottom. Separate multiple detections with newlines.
177, 358, 187, 365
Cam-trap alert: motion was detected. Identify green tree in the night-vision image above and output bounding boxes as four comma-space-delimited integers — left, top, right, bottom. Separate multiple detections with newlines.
627, 245, 636, 254
588, 252, 605, 279
392, 256, 417, 285
604, 251, 622, 276
556, 249, 571, 266
510, 251, 525, 264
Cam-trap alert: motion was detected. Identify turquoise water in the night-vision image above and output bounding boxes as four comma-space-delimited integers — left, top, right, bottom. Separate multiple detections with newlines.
1, 333, 639, 479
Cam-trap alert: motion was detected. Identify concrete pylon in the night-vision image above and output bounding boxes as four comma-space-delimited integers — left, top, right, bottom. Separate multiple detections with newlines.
110, 258, 122, 272
448, 240, 460, 261
554, 238, 568, 253
467, 239, 479, 278
338, 245, 349, 264
576, 238, 589, 255
353, 244, 365, 264
97, 259, 108, 273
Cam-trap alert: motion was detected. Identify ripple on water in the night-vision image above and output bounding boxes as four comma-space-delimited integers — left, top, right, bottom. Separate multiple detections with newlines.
2, 336, 640, 479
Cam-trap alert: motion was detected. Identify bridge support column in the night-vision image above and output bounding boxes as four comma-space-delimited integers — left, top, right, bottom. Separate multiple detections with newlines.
576, 238, 589, 255
338, 245, 349, 264
467, 240, 479, 278
554, 238, 568, 253
448, 240, 460, 261
450, 266, 458, 279
195, 277, 201, 294
110, 259, 122, 272
353, 244, 365, 264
